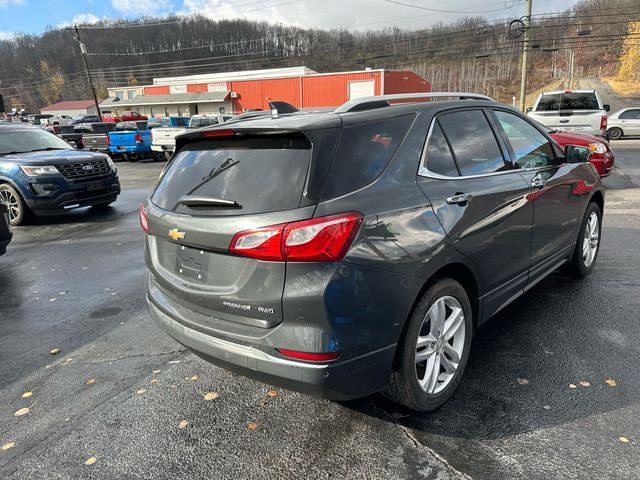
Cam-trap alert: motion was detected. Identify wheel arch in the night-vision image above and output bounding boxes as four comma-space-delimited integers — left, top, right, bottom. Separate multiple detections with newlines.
589, 189, 605, 215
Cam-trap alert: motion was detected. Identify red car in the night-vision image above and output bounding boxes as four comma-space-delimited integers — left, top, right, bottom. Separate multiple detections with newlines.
549, 130, 615, 177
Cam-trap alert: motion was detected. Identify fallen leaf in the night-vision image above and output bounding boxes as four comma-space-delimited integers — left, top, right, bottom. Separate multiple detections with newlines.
65, 358, 73, 362
569, 384, 577, 389
247, 421, 258, 430
178, 420, 188, 429
22, 391, 33, 398
152, 369, 161, 374
543, 405, 551, 410
1, 442, 16, 451
203, 392, 219, 401
516, 378, 529, 386
14, 408, 29, 417
619, 436, 629, 444
85, 378, 96, 385
190, 375, 199, 381
84, 457, 97, 465
136, 388, 146, 396
605, 379, 618, 387
579, 381, 591, 387
267, 389, 278, 397
50, 348, 61, 355
150, 378, 158, 384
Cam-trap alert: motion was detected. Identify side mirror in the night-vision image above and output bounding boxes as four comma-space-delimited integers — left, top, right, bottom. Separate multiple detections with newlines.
564, 145, 592, 164
603, 104, 610, 112
526, 106, 533, 114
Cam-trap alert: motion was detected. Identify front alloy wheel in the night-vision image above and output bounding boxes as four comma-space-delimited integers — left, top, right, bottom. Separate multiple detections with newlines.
567, 202, 602, 277
0, 184, 28, 226
582, 211, 599, 268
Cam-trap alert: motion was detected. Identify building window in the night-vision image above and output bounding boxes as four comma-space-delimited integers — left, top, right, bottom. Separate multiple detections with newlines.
219, 107, 225, 114
115, 90, 125, 100
127, 90, 135, 100
194, 104, 199, 115
177, 107, 182, 116
150, 108, 154, 117
164, 108, 169, 117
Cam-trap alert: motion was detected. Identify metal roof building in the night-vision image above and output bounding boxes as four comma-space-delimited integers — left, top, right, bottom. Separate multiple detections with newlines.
100, 66, 431, 117
41, 100, 97, 116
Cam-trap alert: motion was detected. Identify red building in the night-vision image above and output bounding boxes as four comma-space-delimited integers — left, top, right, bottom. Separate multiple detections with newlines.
101, 67, 431, 117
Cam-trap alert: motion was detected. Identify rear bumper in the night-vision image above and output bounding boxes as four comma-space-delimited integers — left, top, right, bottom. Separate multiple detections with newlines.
109, 146, 150, 155
146, 282, 395, 401
151, 144, 174, 152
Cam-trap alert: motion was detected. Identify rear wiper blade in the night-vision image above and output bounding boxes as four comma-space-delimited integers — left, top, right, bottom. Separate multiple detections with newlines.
177, 196, 242, 209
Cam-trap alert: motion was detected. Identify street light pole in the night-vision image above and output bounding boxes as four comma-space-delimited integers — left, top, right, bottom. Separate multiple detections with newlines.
518, 0, 533, 112
68, 25, 102, 121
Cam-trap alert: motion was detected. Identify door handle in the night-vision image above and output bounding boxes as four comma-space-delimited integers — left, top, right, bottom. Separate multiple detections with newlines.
446, 194, 472, 205
531, 178, 545, 189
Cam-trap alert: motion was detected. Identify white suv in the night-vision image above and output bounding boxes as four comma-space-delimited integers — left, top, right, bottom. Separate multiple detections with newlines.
527, 90, 610, 137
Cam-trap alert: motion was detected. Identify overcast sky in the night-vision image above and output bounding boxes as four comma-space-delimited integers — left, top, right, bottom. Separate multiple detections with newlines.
0, 0, 581, 39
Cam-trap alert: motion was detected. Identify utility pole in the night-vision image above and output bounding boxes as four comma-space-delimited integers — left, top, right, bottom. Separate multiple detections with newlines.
567, 50, 575, 90
68, 25, 102, 121
518, 0, 533, 112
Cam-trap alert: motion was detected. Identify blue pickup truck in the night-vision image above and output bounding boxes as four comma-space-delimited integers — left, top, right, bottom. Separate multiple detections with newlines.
108, 121, 164, 162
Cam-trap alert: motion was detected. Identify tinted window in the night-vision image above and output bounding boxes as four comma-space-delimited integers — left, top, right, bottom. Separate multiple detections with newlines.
619, 109, 640, 119
494, 110, 556, 169
322, 114, 414, 199
424, 121, 458, 176
175, 118, 188, 127
190, 117, 219, 128
536, 93, 599, 111
438, 110, 506, 176
151, 135, 311, 216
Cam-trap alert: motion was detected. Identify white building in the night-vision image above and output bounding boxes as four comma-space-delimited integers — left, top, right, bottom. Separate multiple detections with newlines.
40, 100, 97, 117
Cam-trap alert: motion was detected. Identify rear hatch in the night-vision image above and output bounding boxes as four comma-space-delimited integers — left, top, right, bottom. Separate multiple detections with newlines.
145, 130, 324, 329
529, 92, 604, 133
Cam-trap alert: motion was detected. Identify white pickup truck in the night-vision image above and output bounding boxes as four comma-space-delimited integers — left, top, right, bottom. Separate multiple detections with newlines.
151, 114, 233, 159
527, 89, 610, 137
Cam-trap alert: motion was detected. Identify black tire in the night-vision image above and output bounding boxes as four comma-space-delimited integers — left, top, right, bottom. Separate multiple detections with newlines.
566, 202, 602, 277
383, 278, 473, 412
152, 151, 165, 162
0, 183, 30, 226
607, 127, 623, 140
164, 152, 172, 161
124, 154, 138, 163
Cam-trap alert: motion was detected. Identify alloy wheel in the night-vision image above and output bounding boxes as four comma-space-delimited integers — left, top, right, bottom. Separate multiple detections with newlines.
0, 188, 20, 223
415, 296, 466, 395
582, 211, 599, 267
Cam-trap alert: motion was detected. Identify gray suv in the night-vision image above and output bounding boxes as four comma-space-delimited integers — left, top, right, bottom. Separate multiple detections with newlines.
142, 93, 604, 411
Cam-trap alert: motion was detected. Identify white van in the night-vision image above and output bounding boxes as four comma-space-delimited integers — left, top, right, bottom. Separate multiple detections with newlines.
527, 90, 610, 137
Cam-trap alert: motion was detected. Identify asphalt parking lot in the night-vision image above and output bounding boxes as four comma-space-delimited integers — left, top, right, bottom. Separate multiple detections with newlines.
1, 141, 639, 479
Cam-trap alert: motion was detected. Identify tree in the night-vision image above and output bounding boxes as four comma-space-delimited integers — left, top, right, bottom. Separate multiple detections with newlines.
617, 21, 640, 81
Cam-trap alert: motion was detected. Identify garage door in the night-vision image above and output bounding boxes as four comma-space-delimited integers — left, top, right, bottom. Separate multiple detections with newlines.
348, 80, 375, 100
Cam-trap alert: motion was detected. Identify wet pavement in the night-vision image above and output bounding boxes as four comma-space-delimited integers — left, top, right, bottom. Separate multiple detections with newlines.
1, 138, 639, 479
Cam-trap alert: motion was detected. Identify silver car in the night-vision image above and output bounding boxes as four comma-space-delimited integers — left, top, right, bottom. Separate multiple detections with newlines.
606, 107, 640, 140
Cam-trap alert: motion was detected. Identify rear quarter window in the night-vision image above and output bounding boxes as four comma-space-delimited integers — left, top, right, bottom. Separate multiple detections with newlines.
321, 114, 415, 200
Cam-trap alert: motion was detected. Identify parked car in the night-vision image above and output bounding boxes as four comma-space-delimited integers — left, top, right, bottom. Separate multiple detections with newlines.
508, 118, 615, 177
527, 89, 610, 136
42, 115, 74, 126
81, 122, 118, 154
102, 112, 148, 123
606, 107, 640, 140
141, 93, 604, 412
29, 114, 53, 126
147, 116, 190, 130
72, 114, 101, 125
151, 115, 232, 159
108, 121, 161, 162
0, 202, 11, 256
0, 124, 120, 225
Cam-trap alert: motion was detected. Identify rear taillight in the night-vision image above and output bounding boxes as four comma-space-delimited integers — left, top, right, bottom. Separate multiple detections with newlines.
276, 349, 340, 361
229, 212, 363, 262
600, 115, 607, 130
139, 204, 149, 234
135, 133, 143, 144
105, 136, 110, 146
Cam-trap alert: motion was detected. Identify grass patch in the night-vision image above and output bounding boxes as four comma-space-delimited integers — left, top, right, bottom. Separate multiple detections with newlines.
603, 76, 640, 96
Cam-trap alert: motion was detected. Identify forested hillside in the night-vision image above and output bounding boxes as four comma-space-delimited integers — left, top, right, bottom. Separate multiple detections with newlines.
1, 0, 638, 111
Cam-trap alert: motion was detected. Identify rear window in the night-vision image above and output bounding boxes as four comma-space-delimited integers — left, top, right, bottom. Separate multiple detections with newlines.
321, 114, 414, 200
174, 118, 188, 127
190, 117, 219, 128
151, 134, 312, 216
535, 93, 600, 111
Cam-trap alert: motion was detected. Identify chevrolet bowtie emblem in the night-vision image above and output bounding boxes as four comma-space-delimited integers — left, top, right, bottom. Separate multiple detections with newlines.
168, 228, 186, 241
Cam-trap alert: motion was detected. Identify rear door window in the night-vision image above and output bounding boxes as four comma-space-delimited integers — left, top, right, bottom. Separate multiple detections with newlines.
619, 109, 640, 119
423, 122, 459, 177
437, 110, 507, 176
536, 93, 600, 111
321, 114, 414, 199
151, 134, 312, 216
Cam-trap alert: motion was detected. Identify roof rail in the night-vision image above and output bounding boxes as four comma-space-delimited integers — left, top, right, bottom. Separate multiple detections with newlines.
334, 92, 495, 114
